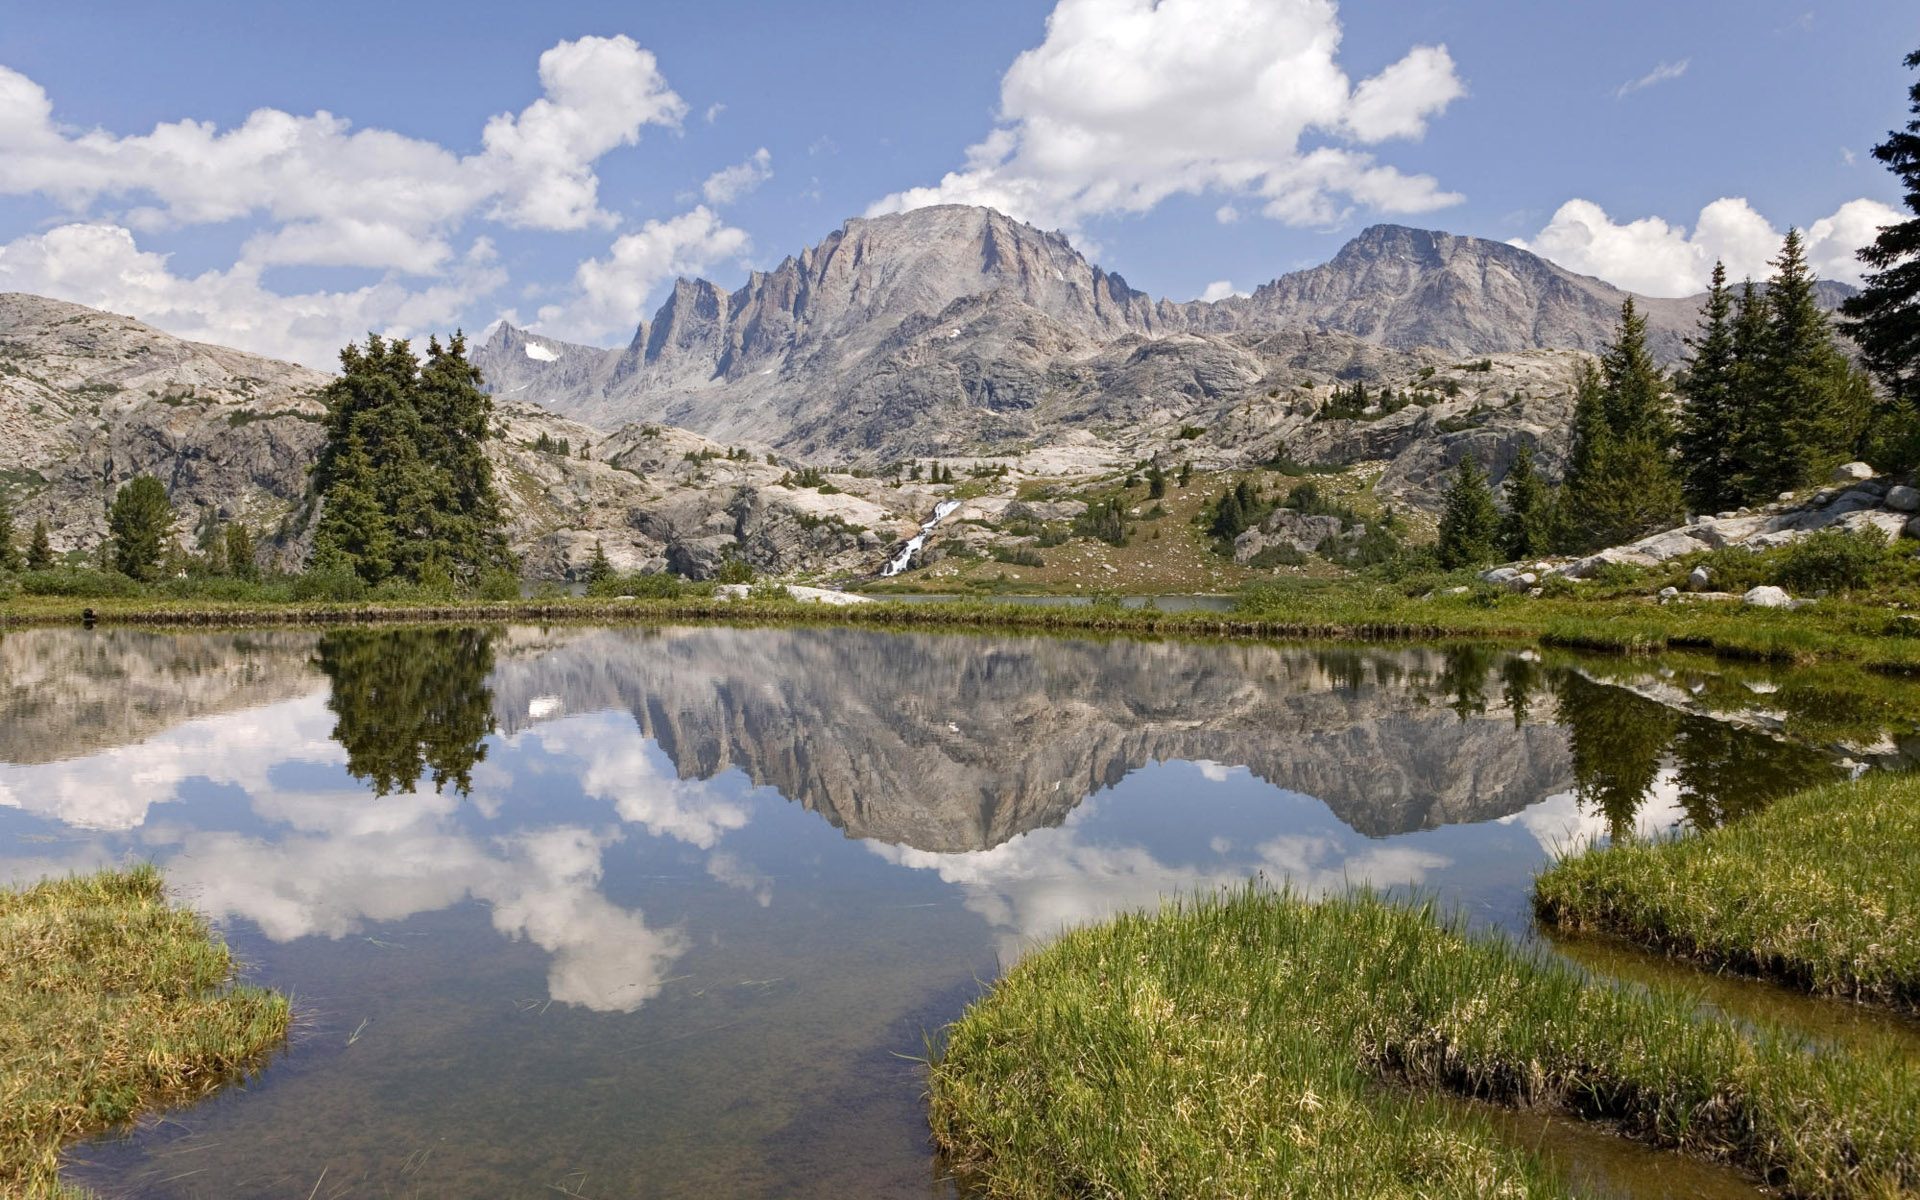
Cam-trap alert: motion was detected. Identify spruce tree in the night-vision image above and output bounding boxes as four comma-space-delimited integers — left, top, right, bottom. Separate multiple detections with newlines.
1749, 230, 1872, 491
0, 490, 17, 572
1556, 303, 1685, 550
226, 521, 257, 581
1840, 49, 1920, 467
585, 539, 613, 583
1437, 454, 1499, 569
1677, 262, 1744, 513
311, 334, 510, 586
1146, 463, 1167, 499
1498, 443, 1552, 561
25, 520, 52, 571
107, 475, 174, 581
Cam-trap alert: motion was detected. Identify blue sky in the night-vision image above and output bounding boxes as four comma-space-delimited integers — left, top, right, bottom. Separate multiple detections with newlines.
0, 0, 1912, 367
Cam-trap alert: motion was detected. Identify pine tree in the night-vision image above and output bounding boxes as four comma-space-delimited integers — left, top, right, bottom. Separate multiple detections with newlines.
1497, 443, 1552, 561
1556, 302, 1685, 551
1677, 262, 1744, 513
107, 475, 174, 581
1177, 460, 1193, 487
1437, 454, 1500, 569
0, 490, 18, 572
1146, 463, 1167, 499
585, 539, 613, 583
1748, 230, 1872, 492
226, 521, 258, 581
25, 520, 53, 571
1840, 49, 1920, 467
311, 334, 511, 586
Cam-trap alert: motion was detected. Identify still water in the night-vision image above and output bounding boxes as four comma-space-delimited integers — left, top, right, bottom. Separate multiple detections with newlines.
1, 624, 1913, 1197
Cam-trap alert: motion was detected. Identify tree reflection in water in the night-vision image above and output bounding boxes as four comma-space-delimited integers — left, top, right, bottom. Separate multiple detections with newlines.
314, 626, 498, 796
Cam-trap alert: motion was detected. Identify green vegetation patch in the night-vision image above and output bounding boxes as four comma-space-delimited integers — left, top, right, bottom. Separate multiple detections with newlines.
1534, 771, 1920, 1012
930, 887, 1920, 1199
0, 865, 290, 1196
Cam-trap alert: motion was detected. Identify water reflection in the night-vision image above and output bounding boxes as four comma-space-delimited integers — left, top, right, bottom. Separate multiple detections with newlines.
2, 625, 1911, 1196
315, 627, 497, 796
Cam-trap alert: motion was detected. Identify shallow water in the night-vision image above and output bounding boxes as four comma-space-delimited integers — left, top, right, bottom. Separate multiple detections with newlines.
2, 624, 1913, 1197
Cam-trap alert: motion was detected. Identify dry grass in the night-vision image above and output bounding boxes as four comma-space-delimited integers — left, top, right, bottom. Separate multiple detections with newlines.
0, 865, 289, 1197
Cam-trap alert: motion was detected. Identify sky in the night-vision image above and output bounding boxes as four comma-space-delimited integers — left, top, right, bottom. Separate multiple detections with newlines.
0, 0, 1913, 370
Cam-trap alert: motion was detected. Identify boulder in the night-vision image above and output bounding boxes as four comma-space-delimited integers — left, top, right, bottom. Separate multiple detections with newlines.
1886, 485, 1920, 512
1625, 527, 1710, 562
1837, 510, 1910, 541
1743, 585, 1793, 608
1688, 565, 1712, 591
1832, 461, 1874, 484
1555, 547, 1658, 579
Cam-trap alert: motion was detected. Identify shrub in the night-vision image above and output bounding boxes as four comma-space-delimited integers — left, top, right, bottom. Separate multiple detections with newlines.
715, 557, 756, 584
1247, 543, 1306, 569
991, 546, 1046, 568
287, 567, 369, 602
475, 570, 521, 601
19, 569, 143, 598
1775, 526, 1891, 592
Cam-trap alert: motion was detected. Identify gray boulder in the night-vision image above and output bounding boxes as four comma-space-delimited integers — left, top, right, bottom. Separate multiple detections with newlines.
1832, 461, 1874, 484
1743, 585, 1793, 608
1885, 485, 1920, 512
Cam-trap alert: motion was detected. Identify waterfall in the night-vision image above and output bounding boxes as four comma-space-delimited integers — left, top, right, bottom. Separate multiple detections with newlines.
881, 499, 962, 577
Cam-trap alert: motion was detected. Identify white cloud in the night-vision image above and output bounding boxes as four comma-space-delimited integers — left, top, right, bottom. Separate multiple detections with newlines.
0, 37, 702, 366
1614, 59, 1689, 99
0, 222, 505, 369
869, 0, 1464, 232
532, 206, 750, 344
1512, 196, 1903, 296
704, 102, 727, 124
1199, 281, 1247, 303
701, 147, 773, 206
0, 35, 683, 257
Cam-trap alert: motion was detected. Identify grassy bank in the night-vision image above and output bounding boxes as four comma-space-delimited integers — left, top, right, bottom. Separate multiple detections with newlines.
1534, 772, 1920, 1013
11, 583, 1920, 672
929, 887, 1918, 1199
0, 865, 290, 1197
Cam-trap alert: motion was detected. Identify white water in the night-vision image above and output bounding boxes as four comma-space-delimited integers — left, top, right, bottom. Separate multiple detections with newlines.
881, 499, 962, 577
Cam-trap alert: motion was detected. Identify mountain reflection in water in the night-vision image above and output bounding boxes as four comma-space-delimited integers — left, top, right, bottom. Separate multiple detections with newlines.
1, 624, 1906, 1198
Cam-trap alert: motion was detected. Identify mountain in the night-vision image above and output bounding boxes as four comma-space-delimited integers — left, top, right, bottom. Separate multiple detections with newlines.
473, 205, 1855, 462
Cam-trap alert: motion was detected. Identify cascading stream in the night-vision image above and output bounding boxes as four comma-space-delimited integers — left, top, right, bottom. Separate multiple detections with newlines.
881, 499, 962, 577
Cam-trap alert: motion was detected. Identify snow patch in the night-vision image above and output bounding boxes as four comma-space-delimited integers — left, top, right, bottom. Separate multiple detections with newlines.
524, 343, 559, 363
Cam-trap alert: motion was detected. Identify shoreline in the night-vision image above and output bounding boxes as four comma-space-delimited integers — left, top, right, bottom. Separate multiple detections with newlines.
7, 590, 1920, 672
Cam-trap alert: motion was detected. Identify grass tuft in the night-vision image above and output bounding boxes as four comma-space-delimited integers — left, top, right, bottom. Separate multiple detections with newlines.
0, 864, 290, 1197
931, 886, 1920, 1199
1534, 772, 1920, 1012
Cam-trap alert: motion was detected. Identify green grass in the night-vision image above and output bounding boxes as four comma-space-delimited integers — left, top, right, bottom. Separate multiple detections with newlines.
1534, 772, 1920, 1013
930, 886, 1920, 1199
0, 865, 290, 1197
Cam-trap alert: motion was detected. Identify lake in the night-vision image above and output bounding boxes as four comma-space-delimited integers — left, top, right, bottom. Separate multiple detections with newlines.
2, 623, 1913, 1198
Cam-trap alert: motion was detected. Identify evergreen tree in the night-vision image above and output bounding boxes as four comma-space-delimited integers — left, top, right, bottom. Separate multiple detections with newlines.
316, 627, 496, 796
1747, 230, 1872, 492
311, 334, 511, 586
1676, 262, 1744, 513
107, 475, 174, 581
203, 525, 229, 577
1840, 49, 1920, 463
1436, 454, 1499, 569
1177, 460, 1193, 487
1556, 302, 1685, 551
0, 490, 17, 572
226, 521, 258, 582
1497, 443, 1553, 561
25, 520, 53, 571
1146, 463, 1167, 499
585, 539, 613, 583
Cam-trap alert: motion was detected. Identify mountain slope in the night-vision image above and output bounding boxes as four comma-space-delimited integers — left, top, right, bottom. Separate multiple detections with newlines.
473, 207, 1852, 462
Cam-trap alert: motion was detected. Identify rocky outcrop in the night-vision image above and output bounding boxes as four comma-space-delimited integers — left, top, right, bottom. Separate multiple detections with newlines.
470, 207, 1853, 463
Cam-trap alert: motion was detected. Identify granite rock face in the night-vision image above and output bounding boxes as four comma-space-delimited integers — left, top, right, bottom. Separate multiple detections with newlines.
471, 207, 1852, 462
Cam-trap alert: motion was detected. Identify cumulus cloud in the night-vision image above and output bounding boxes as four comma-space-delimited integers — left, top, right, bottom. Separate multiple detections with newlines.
532, 206, 750, 344
701, 147, 772, 205
1199, 281, 1247, 303
1614, 59, 1689, 99
0, 35, 682, 261
870, 0, 1465, 232
0, 36, 708, 366
0, 222, 506, 369
1512, 196, 1903, 296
